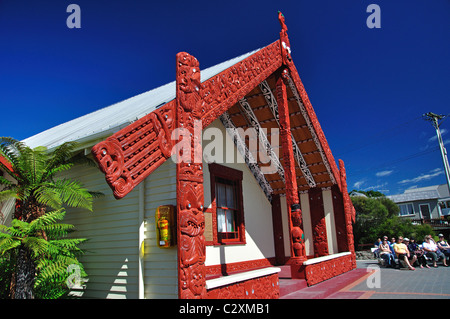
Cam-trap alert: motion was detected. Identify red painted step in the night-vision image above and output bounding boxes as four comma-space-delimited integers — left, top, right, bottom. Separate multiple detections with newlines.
279, 278, 308, 297
278, 265, 293, 279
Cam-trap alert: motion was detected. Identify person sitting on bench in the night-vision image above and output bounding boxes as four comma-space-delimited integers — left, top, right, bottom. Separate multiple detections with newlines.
393, 237, 416, 270
379, 238, 396, 267
423, 235, 448, 268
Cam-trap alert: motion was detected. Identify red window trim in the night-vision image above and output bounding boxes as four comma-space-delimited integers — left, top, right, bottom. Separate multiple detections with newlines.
208, 163, 246, 246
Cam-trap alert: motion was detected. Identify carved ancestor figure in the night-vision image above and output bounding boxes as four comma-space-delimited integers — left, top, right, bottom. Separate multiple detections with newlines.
291, 226, 305, 257
91, 137, 133, 199
176, 51, 207, 299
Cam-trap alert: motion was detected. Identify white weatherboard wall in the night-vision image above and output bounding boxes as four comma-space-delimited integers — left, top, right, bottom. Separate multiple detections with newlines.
323, 189, 338, 255
299, 193, 314, 256
203, 119, 275, 267
143, 159, 178, 299
63, 165, 140, 299
63, 159, 178, 299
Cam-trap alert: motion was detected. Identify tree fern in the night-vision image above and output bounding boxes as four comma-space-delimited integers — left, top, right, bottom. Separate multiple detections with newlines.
0, 209, 87, 298
0, 137, 100, 298
0, 137, 101, 217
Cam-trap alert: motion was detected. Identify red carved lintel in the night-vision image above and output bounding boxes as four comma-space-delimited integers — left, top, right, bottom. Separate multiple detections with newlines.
176, 52, 207, 299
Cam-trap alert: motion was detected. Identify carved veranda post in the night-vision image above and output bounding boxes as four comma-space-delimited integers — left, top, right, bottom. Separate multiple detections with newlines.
175, 52, 207, 299
339, 159, 357, 268
276, 69, 306, 275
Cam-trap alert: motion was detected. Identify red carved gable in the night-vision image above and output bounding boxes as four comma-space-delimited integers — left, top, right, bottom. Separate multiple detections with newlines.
91, 13, 343, 201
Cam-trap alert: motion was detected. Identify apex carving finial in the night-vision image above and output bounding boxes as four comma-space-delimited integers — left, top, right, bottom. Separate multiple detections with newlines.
278, 11, 291, 64
278, 11, 288, 32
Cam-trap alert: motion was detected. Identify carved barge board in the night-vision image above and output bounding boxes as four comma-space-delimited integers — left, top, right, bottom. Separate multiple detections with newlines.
91, 101, 175, 199
92, 41, 282, 199
200, 41, 282, 129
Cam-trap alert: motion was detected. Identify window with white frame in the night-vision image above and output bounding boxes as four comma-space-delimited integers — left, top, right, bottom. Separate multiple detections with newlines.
399, 203, 414, 216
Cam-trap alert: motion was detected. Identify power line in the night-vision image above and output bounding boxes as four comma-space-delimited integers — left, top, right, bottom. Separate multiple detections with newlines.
337, 116, 423, 156
347, 145, 440, 178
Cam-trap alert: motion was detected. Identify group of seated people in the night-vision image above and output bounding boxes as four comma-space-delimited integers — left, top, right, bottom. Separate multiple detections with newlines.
373, 234, 450, 271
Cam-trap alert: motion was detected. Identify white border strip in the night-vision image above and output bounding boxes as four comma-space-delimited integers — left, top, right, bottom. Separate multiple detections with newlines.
205, 267, 281, 290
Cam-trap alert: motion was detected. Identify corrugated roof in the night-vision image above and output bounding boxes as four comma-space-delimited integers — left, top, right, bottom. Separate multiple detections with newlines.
23, 48, 261, 149
387, 190, 440, 203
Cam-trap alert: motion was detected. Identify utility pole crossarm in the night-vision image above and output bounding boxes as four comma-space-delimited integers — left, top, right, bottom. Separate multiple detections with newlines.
423, 112, 450, 194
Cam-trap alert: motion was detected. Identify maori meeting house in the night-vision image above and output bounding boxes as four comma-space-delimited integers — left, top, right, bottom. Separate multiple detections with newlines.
16, 13, 357, 299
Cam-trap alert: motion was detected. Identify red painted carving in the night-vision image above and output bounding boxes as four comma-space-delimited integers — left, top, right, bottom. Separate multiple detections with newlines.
278, 11, 292, 66
304, 254, 354, 286
308, 187, 329, 257
176, 52, 207, 299
339, 159, 356, 267
91, 101, 175, 199
331, 184, 350, 253
276, 70, 306, 261
205, 258, 276, 278
93, 31, 283, 200
200, 41, 282, 129
206, 274, 279, 299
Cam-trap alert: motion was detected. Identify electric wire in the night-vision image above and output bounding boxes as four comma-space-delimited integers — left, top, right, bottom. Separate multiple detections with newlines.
347, 145, 441, 178
337, 116, 423, 156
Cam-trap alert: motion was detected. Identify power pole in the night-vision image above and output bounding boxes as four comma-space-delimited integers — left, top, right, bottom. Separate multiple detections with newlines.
423, 112, 450, 193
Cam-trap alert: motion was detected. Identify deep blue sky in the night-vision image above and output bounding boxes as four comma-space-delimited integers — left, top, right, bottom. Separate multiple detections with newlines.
0, 0, 449, 195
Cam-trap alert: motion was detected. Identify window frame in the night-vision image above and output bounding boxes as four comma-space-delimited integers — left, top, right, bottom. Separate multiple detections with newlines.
398, 203, 415, 216
208, 163, 246, 245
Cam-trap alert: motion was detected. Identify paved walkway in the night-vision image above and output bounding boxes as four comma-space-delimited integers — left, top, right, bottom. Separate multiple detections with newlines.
343, 260, 450, 299
281, 259, 450, 299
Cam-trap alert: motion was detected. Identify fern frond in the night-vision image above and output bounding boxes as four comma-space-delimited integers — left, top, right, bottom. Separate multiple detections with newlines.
22, 237, 49, 257
0, 137, 26, 173
49, 238, 87, 252
44, 163, 74, 180
0, 176, 13, 187
0, 237, 21, 254
34, 185, 63, 210
10, 219, 30, 236
29, 209, 66, 233
0, 189, 19, 204
42, 223, 74, 239
42, 141, 78, 180
52, 179, 93, 211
